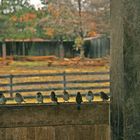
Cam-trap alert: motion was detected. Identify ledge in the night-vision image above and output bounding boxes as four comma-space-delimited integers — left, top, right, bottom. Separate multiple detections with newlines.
0, 102, 109, 128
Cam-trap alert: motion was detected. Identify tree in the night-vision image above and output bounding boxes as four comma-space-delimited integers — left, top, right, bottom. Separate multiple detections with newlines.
39, 0, 110, 58
39, 0, 76, 40
77, 0, 84, 58
0, 0, 32, 14
0, 0, 35, 57
0, 0, 110, 58
40, 0, 49, 5
0, 14, 9, 59
10, 8, 37, 39
111, 0, 140, 139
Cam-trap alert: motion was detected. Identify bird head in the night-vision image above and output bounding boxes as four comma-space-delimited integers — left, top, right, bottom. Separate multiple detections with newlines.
100, 91, 105, 95
37, 92, 42, 96
77, 92, 81, 96
88, 90, 93, 95
51, 91, 55, 96
64, 90, 68, 94
15, 92, 21, 97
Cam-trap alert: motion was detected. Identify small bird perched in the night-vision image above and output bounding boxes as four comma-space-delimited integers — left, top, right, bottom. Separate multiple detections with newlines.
100, 91, 109, 101
50, 91, 59, 104
0, 92, 7, 104
15, 93, 25, 104
63, 90, 70, 102
76, 92, 83, 110
36, 92, 43, 103
86, 90, 94, 102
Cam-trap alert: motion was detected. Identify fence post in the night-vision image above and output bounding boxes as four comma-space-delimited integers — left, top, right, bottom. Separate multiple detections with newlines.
10, 74, 13, 97
63, 71, 66, 91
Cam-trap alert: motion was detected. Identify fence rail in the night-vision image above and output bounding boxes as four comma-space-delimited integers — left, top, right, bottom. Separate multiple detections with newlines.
0, 71, 110, 98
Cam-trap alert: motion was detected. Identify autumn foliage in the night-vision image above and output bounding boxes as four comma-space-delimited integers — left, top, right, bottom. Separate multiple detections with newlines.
87, 31, 97, 37
4, 0, 110, 40
44, 28, 55, 38
11, 13, 37, 22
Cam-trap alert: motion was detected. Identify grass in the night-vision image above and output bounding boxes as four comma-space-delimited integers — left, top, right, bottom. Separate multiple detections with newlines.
0, 60, 110, 104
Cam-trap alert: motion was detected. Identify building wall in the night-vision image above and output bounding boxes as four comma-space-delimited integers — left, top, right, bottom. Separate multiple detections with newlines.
0, 37, 110, 58
0, 103, 110, 140
84, 36, 110, 58
4, 41, 75, 58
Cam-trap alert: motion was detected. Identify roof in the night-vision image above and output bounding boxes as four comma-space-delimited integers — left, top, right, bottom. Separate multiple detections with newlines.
84, 34, 104, 41
5, 38, 51, 42
4, 38, 74, 43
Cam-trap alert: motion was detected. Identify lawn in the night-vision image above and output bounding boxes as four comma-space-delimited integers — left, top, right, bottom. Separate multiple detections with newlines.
0, 58, 110, 104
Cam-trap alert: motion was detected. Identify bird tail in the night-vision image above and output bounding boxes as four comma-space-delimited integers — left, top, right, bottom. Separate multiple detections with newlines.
57, 101, 60, 105
107, 96, 110, 100
77, 104, 81, 110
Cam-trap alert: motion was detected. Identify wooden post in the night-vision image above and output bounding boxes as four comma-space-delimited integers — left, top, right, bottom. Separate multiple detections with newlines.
111, 0, 140, 140
59, 43, 64, 59
22, 41, 25, 56
63, 71, 66, 91
2, 42, 6, 60
10, 74, 13, 97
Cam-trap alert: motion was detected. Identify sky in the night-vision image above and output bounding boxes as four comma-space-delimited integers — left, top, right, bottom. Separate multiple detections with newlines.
30, 0, 43, 9
0, 0, 43, 10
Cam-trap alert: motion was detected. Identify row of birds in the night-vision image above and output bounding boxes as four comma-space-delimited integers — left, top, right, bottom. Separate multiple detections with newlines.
0, 90, 109, 109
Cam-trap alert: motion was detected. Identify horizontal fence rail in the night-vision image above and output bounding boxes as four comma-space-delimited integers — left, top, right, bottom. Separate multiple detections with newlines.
0, 71, 110, 99
0, 80, 110, 87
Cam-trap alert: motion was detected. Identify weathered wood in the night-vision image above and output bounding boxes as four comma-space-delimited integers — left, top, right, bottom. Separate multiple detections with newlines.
0, 71, 109, 78
0, 103, 109, 128
2, 42, 6, 60
35, 127, 55, 140
27, 127, 35, 140
0, 128, 6, 140
63, 71, 66, 90
65, 71, 110, 76
0, 75, 9, 79
19, 79, 110, 86
0, 103, 110, 140
0, 125, 109, 140
0, 79, 110, 87
9, 75, 13, 97
9, 73, 64, 78
22, 42, 25, 56
5, 128, 14, 140
0, 71, 110, 96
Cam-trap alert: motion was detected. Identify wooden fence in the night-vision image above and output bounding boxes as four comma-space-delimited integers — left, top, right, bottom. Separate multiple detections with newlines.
0, 103, 110, 140
0, 71, 110, 99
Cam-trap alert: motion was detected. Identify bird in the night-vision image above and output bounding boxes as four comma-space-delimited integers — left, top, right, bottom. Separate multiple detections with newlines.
76, 92, 83, 110
100, 91, 109, 101
15, 93, 25, 104
86, 90, 94, 102
63, 90, 70, 102
50, 91, 59, 104
0, 92, 7, 104
36, 92, 43, 103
